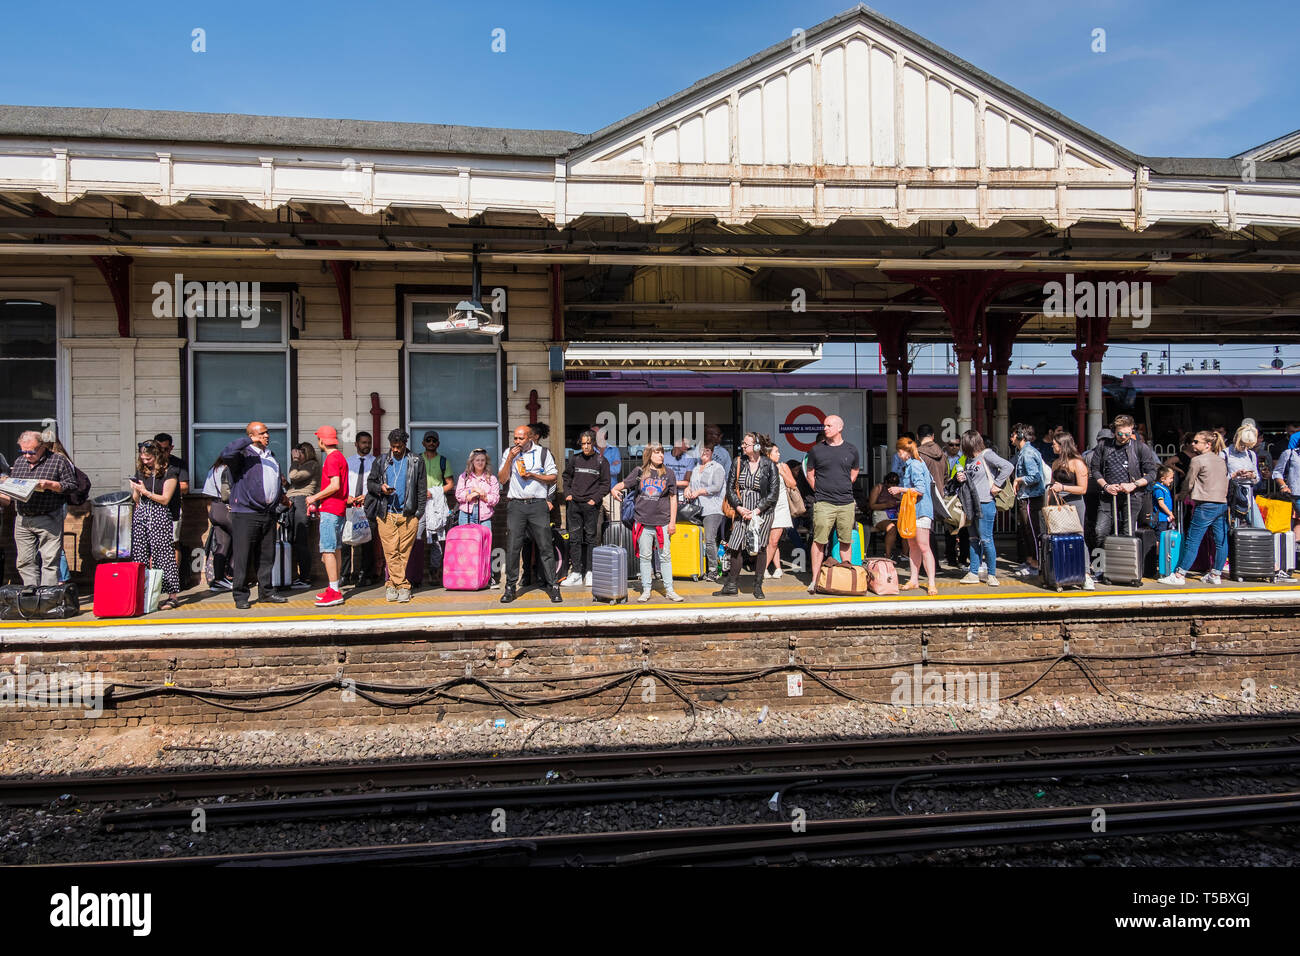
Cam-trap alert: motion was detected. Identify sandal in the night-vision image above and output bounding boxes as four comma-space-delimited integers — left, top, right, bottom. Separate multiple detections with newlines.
925, 584, 939, 597
158, 598, 180, 611
900, 582, 920, 591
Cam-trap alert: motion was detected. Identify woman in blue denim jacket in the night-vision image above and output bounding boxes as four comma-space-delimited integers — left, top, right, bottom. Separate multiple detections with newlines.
888, 437, 937, 595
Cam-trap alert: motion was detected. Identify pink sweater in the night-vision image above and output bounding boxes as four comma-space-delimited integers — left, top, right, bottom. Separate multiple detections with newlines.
455, 471, 501, 520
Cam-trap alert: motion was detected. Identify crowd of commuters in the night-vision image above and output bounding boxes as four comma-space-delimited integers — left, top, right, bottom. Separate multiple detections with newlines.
4, 408, 1298, 614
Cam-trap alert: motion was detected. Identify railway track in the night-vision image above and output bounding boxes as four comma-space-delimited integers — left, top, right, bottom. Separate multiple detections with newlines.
100, 742, 1300, 830
37, 791, 1300, 867
5, 716, 1299, 806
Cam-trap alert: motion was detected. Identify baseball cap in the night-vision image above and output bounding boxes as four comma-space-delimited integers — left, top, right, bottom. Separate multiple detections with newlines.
423, 430, 440, 443
314, 425, 338, 444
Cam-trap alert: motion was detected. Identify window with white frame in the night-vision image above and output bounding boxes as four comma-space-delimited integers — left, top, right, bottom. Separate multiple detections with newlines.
188, 294, 291, 476
0, 295, 61, 457
406, 296, 502, 474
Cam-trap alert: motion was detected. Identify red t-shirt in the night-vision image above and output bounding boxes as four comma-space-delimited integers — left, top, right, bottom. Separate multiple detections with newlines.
320, 450, 350, 516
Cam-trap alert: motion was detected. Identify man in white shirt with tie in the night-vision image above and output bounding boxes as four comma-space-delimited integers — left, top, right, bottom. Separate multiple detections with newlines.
498, 424, 561, 604
343, 431, 378, 586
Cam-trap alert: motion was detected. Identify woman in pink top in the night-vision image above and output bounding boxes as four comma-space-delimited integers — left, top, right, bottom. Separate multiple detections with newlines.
455, 448, 501, 524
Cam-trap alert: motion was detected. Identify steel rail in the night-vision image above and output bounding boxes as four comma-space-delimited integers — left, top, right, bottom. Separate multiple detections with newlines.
99, 743, 1300, 831
5, 717, 1299, 807
38, 791, 1300, 867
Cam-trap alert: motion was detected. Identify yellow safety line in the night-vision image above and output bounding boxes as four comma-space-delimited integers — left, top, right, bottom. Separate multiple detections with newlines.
2, 584, 1295, 629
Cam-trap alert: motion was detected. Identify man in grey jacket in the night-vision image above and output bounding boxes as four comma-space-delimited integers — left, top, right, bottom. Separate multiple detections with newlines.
222, 422, 292, 609
366, 429, 427, 603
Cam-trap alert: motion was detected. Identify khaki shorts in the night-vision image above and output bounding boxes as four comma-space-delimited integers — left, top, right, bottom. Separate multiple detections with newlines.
813, 501, 856, 545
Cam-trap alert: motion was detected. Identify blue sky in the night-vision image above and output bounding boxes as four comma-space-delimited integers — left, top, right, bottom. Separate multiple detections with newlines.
2, 0, 1295, 157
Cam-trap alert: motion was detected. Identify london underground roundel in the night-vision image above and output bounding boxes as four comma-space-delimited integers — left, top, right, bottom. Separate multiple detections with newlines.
779, 405, 826, 453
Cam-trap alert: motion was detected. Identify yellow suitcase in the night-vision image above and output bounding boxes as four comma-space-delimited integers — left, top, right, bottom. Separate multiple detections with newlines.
669, 522, 708, 579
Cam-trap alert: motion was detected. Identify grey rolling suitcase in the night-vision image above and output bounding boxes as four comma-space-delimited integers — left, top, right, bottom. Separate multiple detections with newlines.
591, 545, 628, 603
1230, 525, 1274, 581
601, 521, 638, 580
1103, 493, 1144, 586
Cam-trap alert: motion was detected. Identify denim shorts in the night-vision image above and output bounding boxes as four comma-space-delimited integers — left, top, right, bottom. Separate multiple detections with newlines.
318, 512, 343, 553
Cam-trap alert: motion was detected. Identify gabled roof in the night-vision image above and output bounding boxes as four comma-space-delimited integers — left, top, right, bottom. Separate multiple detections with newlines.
1235, 127, 1300, 164
0, 104, 582, 157
571, 3, 1143, 167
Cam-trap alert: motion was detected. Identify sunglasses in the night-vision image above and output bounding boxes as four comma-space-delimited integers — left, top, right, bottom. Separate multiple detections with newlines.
18, 448, 38, 456
471, 448, 487, 455
423, 437, 438, 443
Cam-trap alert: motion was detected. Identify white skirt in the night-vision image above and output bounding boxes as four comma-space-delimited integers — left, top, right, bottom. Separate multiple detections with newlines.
772, 483, 793, 530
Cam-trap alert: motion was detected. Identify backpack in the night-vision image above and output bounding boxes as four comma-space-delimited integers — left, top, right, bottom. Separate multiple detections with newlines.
61, 455, 92, 507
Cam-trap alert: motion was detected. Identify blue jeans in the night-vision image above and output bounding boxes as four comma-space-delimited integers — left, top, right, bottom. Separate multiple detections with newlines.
58, 505, 70, 583
1177, 501, 1228, 575
638, 527, 674, 590
968, 499, 998, 576
458, 509, 491, 525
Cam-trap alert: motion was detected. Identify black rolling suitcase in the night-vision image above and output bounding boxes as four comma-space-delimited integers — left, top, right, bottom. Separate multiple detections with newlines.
1103, 493, 1145, 586
591, 545, 628, 603
1229, 524, 1274, 582
601, 521, 638, 580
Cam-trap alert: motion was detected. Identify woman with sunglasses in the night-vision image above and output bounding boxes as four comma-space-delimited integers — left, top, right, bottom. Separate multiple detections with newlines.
130, 440, 182, 611
1158, 430, 1230, 586
455, 448, 501, 525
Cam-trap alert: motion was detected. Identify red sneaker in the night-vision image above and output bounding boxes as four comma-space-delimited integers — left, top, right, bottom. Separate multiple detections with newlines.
314, 588, 344, 608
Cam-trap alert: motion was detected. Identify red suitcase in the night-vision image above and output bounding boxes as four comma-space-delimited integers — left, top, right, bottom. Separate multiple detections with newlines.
93, 561, 146, 618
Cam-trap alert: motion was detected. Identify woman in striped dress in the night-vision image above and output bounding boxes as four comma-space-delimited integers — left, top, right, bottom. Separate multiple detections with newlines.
713, 432, 779, 600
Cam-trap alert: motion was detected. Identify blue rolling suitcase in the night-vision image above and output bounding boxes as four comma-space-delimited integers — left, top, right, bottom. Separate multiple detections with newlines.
1157, 509, 1182, 578
827, 522, 866, 566
1040, 532, 1086, 591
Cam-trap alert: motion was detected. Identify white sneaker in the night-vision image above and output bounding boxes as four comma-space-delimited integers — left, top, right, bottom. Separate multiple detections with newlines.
959, 573, 981, 584
638, 588, 652, 603
1083, 575, 1096, 591
584, 571, 593, 587
1202, 570, 1222, 586
665, 591, 685, 603
771, 566, 783, 579
986, 576, 1000, 587
1157, 573, 1186, 586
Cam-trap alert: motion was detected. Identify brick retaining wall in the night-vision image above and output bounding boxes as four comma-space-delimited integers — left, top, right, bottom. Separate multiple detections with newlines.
1, 606, 1296, 738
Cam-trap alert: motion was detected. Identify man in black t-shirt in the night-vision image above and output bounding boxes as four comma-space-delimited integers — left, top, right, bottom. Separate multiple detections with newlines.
805, 415, 860, 593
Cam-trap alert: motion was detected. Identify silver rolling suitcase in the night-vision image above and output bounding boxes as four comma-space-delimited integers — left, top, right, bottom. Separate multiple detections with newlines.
591, 545, 628, 603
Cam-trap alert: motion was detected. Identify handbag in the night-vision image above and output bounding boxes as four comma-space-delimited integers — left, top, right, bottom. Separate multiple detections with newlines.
722, 462, 740, 521
0, 583, 81, 621
786, 481, 806, 517
994, 476, 1017, 512
897, 489, 919, 539
941, 493, 966, 531
1042, 490, 1084, 535
341, 506, 372, 546
677, 498, 703, 524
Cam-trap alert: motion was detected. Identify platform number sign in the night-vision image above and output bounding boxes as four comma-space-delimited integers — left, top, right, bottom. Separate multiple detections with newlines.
787, 673, 803, 697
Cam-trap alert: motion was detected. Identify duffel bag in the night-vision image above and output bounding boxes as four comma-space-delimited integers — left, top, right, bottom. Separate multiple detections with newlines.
0, 583, 81, 621
815, 558, 869, 596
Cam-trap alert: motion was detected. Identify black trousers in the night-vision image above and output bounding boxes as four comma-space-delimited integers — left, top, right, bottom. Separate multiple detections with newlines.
943, 525, 970, 565
506, 498, 556, 590
290, 497, 313, 582
1017, 496, 1044, 565
340, 519, 379, 583
231, 510, 278, 603
567, 500, 600, 575
207, 500, 234, 580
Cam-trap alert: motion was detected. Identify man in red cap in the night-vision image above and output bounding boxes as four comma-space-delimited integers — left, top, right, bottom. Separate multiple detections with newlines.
305, 425, 350, 607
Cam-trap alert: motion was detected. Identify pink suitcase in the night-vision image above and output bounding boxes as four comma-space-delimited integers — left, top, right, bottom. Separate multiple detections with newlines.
443, 523, 493, 590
